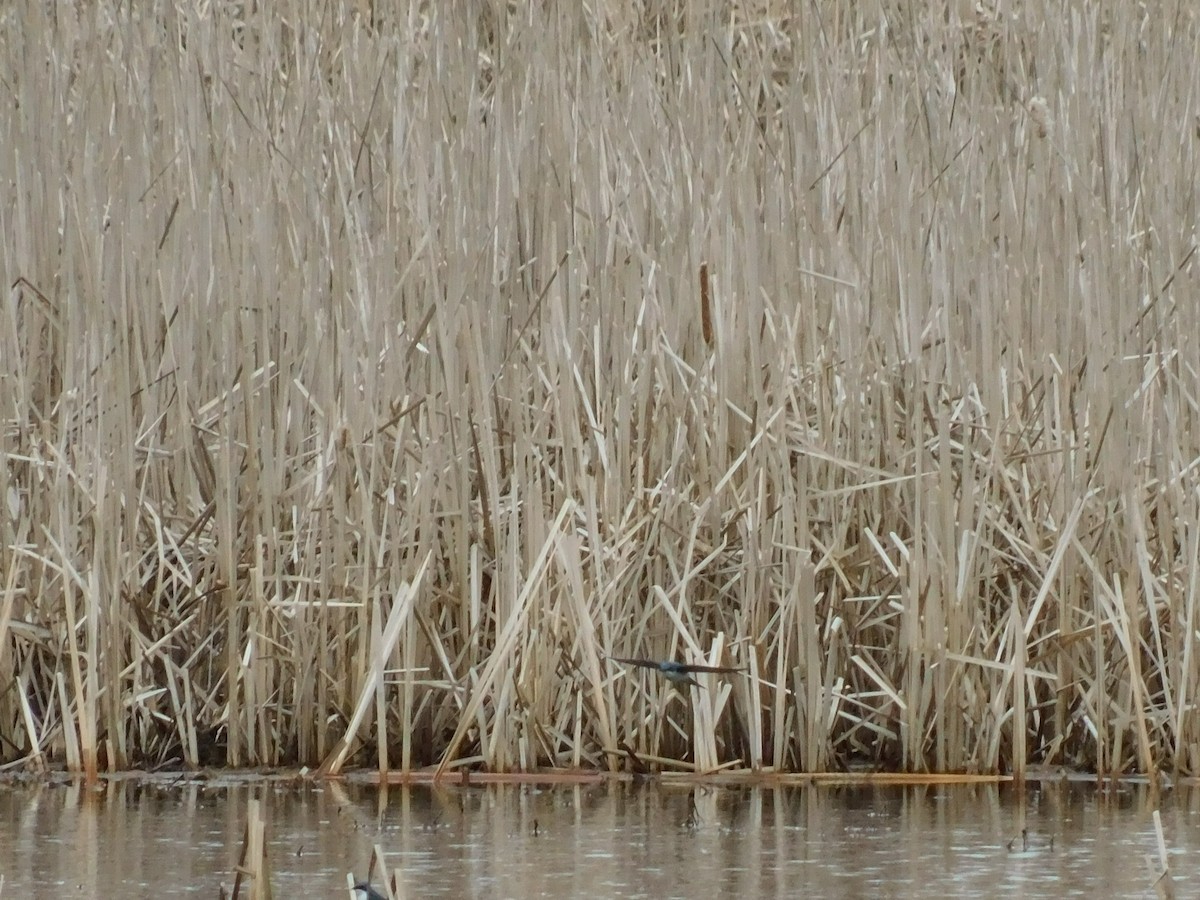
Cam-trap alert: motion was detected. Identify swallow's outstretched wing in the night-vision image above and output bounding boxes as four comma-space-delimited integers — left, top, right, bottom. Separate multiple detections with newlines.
607, 656, 667, 671
664, 662, 743, 675
605, 656, 744, 687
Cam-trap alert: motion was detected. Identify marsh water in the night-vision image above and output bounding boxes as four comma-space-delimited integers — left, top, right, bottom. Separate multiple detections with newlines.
0, 774, 1195, 898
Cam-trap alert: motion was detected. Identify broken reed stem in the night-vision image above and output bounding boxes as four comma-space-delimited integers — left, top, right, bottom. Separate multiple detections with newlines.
348, 844, 401, 900
230, 797, 272, 900
1147, 809, 1175, 900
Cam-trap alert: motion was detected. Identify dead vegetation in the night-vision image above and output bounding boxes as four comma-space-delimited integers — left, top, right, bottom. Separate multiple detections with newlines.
1, 2, 1198, 777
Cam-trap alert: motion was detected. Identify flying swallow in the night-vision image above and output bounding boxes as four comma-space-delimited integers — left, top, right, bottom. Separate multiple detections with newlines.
606, 656, 743, 689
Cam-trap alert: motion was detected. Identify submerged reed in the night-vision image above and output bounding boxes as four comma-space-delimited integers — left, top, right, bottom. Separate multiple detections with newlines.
1, 3, 1199, 777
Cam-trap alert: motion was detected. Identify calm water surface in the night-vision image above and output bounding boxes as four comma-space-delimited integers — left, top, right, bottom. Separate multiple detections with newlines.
0, 775, 1196, 898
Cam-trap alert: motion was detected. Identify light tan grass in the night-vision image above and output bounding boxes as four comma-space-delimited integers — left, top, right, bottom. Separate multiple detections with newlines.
1, 2, 1199, 778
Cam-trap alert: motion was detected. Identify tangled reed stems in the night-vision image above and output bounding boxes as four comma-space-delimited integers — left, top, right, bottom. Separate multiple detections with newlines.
2, 3, 1199, 778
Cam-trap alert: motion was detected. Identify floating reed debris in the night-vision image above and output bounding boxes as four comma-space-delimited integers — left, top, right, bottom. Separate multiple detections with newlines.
2, 3, 1200, 778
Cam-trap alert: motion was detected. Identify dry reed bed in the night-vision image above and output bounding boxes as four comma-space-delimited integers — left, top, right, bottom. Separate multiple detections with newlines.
1, 2, 1198, 777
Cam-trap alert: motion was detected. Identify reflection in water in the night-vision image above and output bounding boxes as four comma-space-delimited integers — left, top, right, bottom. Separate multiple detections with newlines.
0, 776, 1194, 897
